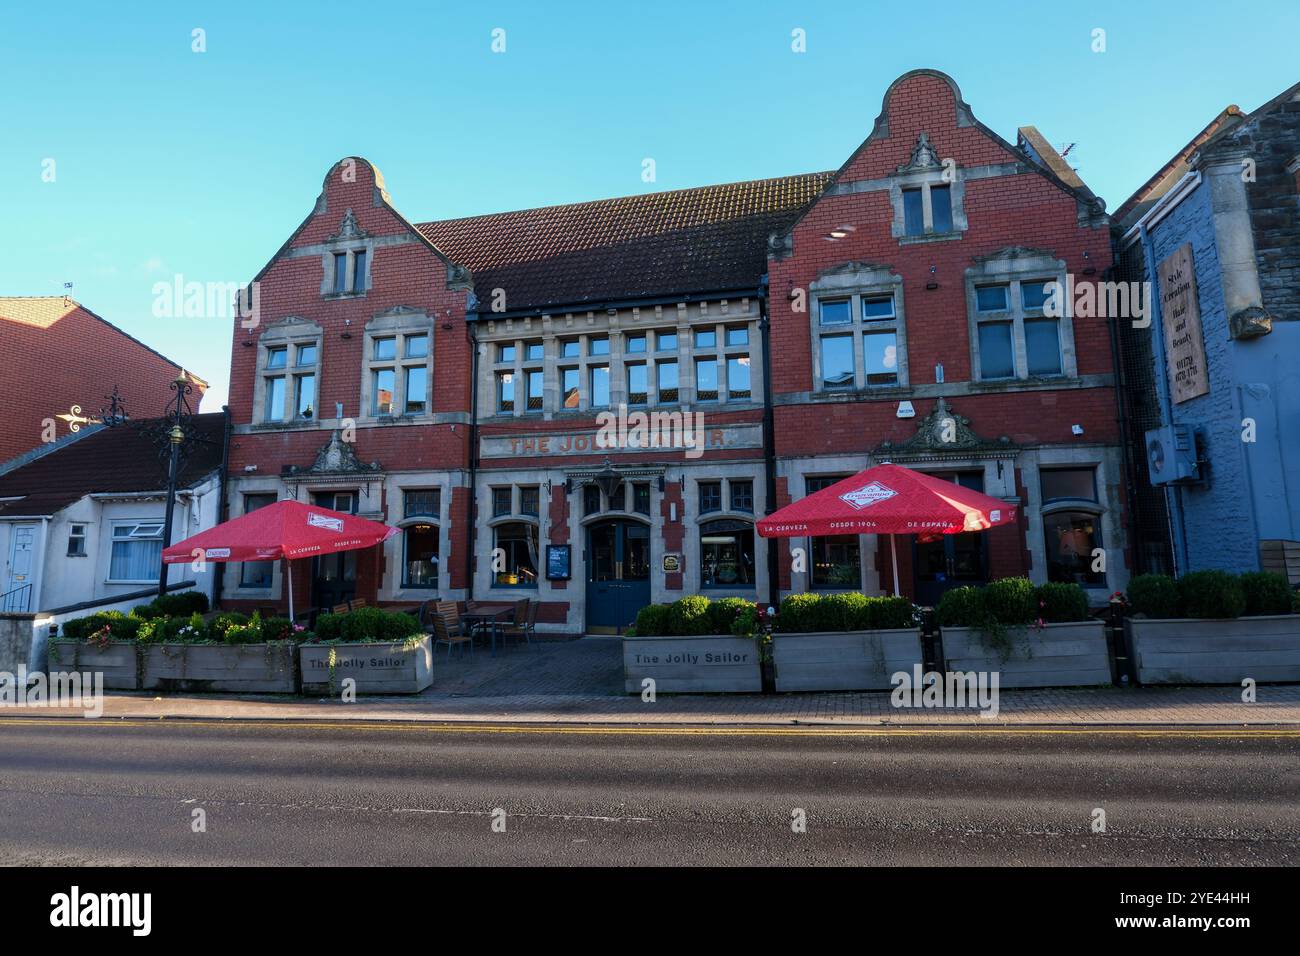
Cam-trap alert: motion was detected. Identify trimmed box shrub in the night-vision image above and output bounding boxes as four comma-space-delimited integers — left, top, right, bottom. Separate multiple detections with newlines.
1239, 571, 1293, 617
310, 607, 423, 644
983, 577, 1036, 626
935, 586, 986, 629
1176, 570, 1245, 619
60, 611, 142, 643
667, 595, 712, 636
707, 597, 754, 635
1035, 582, 1090, 623
1126, 573, 1179, 618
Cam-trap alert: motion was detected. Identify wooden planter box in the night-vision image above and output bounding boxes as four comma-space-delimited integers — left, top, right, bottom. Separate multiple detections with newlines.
299, 637, 433, 695
141, 643, 298, 694
623, 634, 762, 693
1125, 615, 1300, 685
941, 620, 1111, 688
46, 640, 139, 690
772, 629, 923, 692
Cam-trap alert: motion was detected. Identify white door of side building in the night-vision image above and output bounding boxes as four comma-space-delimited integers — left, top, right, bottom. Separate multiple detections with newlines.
2, 523, 37, 611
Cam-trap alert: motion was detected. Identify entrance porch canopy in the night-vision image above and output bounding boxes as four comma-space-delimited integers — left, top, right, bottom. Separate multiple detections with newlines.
756, 463, 1016, 597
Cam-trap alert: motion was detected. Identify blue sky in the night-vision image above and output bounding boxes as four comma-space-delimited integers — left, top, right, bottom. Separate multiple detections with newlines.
3, 1, 1297, 410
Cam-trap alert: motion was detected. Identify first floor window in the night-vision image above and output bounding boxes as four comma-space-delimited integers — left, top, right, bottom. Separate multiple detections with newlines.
727, 357, 751, 400
1025, 318, 1062, 376
656, 360, 678, 403
403, 524, 439, 588
561, 368, 580, 408
405, 366, 428, 414
590, 365, 610, 408
863, 330, 898, 386
265, 377, 286, 421
494, 522, 538, 587
810, 534, 861, 589
695, 358, 718, 402
977, 322, 1015, 380
67, 524, 87, 557
109, 521, 164, 582
294, 373, 315, 419
497, 371, 515, 413
700, 520, 755, 589
526, 370, 544, 410
373, 368, 395, 415
821, 335, 854, 389
627, 363, 647, 406
1043, 511, 1105, 586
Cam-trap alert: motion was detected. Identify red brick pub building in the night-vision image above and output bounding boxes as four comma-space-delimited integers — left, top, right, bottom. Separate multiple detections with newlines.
222, 69, 1128, 632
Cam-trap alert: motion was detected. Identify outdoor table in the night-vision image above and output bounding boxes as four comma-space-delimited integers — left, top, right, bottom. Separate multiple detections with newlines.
461, 603, 516, 656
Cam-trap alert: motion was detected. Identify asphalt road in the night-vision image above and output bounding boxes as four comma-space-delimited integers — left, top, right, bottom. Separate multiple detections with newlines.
0, 719, 1297, 866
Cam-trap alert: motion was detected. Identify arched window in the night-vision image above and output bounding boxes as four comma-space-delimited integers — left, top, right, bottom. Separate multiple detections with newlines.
700, 519, 755, 589
493, 522, 539, 588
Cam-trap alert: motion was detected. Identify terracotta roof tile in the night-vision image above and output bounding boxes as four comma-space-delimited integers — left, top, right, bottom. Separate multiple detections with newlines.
416, 172, 834, 312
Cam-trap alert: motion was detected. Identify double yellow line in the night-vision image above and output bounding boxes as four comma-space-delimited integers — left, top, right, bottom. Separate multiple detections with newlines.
1, 717, 1297, 739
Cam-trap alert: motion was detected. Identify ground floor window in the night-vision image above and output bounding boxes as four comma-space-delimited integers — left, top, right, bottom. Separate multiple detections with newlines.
240, 493, 277, 587
700, 519, 755, 589
403, 523, 439, 588
810, 534, 861, 589
1043, 510, 1105, 586
494, 522, 538, 587
108, 520, 164, 583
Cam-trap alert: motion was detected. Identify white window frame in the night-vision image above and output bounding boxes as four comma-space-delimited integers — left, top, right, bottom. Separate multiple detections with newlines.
809, 266, 908, 393
362, 310, 434, 420
253, 317, 322, 426
965, 252, 1077, 383
106, 519, 164, 585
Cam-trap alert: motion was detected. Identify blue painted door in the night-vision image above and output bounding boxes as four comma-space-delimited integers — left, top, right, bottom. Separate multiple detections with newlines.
586, 520, 651, 631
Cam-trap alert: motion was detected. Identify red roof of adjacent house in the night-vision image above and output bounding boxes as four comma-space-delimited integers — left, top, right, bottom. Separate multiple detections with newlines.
0, 413, 226, 517
415, 172, 835, 313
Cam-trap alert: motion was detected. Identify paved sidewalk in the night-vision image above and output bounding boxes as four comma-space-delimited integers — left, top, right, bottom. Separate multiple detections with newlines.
7, 684, 1300, 727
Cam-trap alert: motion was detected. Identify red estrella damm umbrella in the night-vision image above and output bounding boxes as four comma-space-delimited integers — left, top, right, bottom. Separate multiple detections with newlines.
162, 499, 399, 619
756, 463, 1017, 597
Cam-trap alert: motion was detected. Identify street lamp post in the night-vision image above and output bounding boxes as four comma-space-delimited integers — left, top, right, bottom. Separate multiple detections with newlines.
156, 375, 196, 598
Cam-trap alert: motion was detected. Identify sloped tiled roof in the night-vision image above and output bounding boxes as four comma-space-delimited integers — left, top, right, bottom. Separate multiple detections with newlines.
0, 413, 226, 517
0, 296, 210, 389
416, 172, 834, 313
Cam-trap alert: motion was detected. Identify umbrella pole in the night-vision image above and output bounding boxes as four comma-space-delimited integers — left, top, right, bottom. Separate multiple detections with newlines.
889, 534, 900, 597
287, 560, 294, 621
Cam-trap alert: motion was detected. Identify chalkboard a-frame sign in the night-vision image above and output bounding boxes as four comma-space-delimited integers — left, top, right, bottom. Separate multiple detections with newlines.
545, 544, 572, 581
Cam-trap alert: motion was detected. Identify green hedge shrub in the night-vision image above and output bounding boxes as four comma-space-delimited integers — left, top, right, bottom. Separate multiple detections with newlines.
312, 607, 424, 643
633, 603, 670, 637
1034, 582, 1090, 623
1239, 571, 1293, 616
133, 591, 210, 620
1176, 570, 1245, 619
935, 586, 986, 628
60, 611, 142, 642
868, 595, 918, 630
157, 613, 209, 643
775, 593, 915, 632
667, 596, 712, 636
1126, 574, 1179, 618
983, 577, 1037, 626
707, 597, 754, 635
259, 616, 297, 642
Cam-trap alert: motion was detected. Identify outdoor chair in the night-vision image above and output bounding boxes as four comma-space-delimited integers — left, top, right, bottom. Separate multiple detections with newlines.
436, 600, 472, 637
430, 607, 474, 658
498, 598, 537, 650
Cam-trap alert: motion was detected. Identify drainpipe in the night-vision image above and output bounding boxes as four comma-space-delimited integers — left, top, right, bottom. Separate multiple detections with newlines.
758, 275, 779, 611
1137, 223, 1189, 575
212, 405, 232, 609
1102, 263, 1140, 576
465, 313, 479, 603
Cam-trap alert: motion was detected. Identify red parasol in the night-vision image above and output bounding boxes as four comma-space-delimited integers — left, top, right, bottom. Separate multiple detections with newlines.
162, 499, 398, 619
757, 463, 1016, 596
